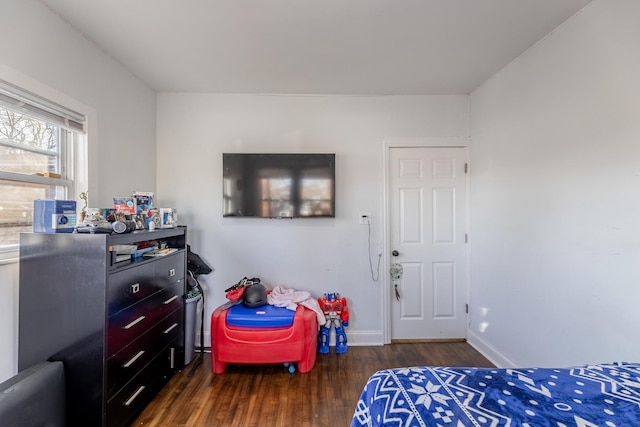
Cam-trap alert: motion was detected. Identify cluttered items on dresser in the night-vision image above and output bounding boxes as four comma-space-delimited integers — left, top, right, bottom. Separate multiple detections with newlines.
31, 191, 178, 235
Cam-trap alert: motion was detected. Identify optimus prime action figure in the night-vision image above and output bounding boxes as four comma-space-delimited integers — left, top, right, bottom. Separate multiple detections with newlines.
318, 293, 349, 354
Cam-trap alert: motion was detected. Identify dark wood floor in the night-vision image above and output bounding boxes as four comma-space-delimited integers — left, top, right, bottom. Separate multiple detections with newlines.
132, 342, 493, 427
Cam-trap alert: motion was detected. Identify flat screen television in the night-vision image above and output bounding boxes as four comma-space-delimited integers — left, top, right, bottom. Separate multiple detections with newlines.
223, 153, 336, 218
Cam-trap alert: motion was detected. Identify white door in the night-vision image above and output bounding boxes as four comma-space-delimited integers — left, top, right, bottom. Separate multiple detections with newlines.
389, 147, 468, 340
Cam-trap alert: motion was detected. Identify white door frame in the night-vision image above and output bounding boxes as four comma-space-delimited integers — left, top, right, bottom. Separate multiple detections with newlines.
381, 138, 471, 344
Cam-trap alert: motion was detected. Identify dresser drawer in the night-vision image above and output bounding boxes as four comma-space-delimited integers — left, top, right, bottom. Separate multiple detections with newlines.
156, 282, 184, 319
108, 262, 157, 316
107, 307, 183, 398
108, 295, 161, 357
154, 252, 185, 288
106, 344, 177, 427
107, 284, 185, 358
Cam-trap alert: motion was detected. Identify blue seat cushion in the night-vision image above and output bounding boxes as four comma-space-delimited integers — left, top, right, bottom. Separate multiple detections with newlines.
226, 304, 295, 328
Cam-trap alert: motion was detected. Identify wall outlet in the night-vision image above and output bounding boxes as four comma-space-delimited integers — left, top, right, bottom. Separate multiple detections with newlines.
359, 212, 371, 225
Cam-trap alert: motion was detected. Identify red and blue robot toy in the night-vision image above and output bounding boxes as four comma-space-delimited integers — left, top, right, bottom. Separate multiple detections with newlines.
317, 293, 349, 354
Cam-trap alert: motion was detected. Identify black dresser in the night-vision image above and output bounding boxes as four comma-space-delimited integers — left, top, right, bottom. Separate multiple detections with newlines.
18, 227, 187, 427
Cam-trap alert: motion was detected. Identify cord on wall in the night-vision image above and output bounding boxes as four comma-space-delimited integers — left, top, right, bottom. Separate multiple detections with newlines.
366, 221, 382, 282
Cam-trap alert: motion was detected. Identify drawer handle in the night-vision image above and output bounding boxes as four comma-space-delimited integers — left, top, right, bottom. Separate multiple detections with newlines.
163, 295, 179, 305
163, 323, 178, 334
123, 350, 145, 368
123, 316, 146, 330
124, 385, 146, 406
130, 283, 140, 294
168, 268, 176, 277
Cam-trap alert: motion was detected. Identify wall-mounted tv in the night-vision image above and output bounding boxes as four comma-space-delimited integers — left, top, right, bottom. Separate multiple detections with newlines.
223, 153, 335, 218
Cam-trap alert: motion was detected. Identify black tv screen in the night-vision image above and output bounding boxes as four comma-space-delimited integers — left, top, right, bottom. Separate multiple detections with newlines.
223, 153, 335, 218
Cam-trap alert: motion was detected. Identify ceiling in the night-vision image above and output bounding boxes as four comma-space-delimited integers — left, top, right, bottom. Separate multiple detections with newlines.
41, 0, 592, 95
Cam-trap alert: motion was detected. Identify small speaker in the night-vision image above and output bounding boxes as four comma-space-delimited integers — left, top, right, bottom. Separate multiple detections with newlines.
112, 220, 136, 234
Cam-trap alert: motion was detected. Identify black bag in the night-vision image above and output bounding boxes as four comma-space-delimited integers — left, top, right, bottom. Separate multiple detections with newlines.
186, 245, 213, 276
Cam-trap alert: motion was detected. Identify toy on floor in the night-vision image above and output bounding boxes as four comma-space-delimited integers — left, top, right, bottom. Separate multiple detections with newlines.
317, 293, 349, 354
211, 304, 318, 374
224, 277, 261, 303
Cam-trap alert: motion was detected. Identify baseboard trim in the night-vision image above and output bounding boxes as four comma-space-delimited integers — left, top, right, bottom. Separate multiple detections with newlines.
466, 330, 516, 368
391, 338, 466, 344
345, 331, 384, 346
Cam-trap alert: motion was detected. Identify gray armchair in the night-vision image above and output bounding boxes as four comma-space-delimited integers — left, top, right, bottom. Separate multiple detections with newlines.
0, 361, 65, 427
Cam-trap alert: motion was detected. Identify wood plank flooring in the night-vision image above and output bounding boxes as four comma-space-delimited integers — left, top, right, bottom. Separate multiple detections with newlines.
132, 342, 493, 427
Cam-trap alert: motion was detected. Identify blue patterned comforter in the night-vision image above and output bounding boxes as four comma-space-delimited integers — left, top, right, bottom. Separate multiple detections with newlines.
351, 362, 640, 426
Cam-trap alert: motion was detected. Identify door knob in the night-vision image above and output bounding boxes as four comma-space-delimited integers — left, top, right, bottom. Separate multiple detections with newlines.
391, 250, 399, 257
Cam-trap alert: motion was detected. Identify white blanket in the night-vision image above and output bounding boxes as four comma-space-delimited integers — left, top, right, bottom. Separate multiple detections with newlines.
267, 285, 326, 326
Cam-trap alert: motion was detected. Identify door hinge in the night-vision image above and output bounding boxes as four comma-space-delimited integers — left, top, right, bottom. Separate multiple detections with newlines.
466, 304, 469, 314
464, 163, 468, 173
465, 233, 468, 243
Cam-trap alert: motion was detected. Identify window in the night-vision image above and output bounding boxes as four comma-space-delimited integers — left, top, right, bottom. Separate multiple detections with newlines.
259, 168, 293, 217
0, 79, 86, 253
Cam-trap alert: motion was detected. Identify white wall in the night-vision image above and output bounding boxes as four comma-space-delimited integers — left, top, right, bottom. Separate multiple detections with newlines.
468, 0, 640, 367
6, 0, 633, 384
0, 0, 156, 381
0, 1, 157, 206
156, 94, 469, 347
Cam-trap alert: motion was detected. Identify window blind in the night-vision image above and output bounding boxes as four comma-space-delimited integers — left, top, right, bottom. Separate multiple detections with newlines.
0, 79, 85, 133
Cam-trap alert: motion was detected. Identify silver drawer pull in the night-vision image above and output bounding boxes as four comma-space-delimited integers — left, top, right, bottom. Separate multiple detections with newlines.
124, 385, 146, 406
163, 295, 179, 305
130, 283, 140, 294
163, 323, 178, 334
122, 350, 145, 368
123, 316, 145, 330
168, 268, 176, 277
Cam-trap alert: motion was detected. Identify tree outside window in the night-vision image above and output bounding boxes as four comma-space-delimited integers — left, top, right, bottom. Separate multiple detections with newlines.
0, 105, 74, 246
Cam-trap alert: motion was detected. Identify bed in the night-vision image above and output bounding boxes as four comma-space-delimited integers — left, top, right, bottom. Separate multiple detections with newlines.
351, 362, 640, 426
